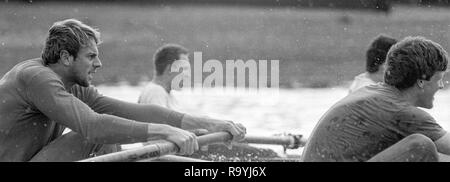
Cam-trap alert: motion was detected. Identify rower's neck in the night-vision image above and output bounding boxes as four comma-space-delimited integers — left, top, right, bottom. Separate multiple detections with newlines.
47, 63, 76, 90
397, 87, 420, 107
152, 75, 172, 93
368, 71, 384, 83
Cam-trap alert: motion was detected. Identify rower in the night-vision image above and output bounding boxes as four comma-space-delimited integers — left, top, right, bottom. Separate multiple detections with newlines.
302, 36, 450, 162
0, 18, 246, 162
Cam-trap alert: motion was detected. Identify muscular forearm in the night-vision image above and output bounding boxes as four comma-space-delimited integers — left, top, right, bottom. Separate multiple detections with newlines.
146, 123, 178, 141
80, 114, 150, 144
116, 104, 184, 127
179, 114, 246, 141
81, 115, 185, 145
180, 114, 210, 130
180, 114, 226, 132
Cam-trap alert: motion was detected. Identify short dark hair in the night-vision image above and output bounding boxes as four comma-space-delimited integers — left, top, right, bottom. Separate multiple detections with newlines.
41, 19, 101, 65
153, 44, 188, 76
366, 34, 397, 73
384, 36, 448, 90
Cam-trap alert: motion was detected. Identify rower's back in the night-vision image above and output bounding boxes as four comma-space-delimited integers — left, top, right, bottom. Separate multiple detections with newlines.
301, 83, 445, 162
0, 59, 66, 161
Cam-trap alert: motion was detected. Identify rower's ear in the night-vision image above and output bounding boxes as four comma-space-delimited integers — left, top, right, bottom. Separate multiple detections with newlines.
59, 50, 73, 66
417, 79, 425, 88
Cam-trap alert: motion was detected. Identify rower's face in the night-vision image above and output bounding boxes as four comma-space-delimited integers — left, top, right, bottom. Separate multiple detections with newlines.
71, 39, 102, 87
416, 71, 445, 109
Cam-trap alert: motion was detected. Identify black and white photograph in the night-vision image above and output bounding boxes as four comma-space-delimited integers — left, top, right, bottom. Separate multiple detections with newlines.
1, 0, 450, 173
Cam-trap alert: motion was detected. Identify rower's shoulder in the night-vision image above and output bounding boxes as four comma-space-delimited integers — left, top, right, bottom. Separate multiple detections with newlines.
397, 105, 435, 122
142, 82, 166, 92
17, 59, 58, 83
140, 82, 168, 98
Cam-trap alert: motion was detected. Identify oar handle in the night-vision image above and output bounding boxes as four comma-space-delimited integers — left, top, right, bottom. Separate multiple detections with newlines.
79, 131, 232, 162
243, 134, 307, 149
137, 155, 210, 162
198, 131, 232, 146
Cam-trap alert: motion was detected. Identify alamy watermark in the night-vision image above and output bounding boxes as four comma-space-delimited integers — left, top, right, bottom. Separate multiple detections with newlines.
170, 52, 279, 94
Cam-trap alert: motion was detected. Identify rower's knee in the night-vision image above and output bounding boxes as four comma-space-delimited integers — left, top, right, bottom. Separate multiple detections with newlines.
404, 133, 438, 161
405, 134, 435, 150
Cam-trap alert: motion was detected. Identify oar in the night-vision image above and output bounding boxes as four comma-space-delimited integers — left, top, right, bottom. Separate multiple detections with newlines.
242, 134, 307, 149
136, 134, 306, 162
137, 155, 210, 162
79, 132, 232, 162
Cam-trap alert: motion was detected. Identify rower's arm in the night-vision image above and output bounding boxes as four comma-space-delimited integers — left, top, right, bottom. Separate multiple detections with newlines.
75, 84, 245, 141
87, 95, 238, 133
434, 132, 450, 155
24, 71, 151, 144
82, 91, 184, 128
435, 132, 450, 162
438, 153, 450, 162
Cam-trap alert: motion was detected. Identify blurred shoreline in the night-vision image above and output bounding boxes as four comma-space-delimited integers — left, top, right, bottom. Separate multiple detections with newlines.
1, 3, 450, 88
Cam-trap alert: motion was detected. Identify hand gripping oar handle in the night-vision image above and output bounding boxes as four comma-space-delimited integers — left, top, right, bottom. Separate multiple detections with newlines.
79, 131, 232, 162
